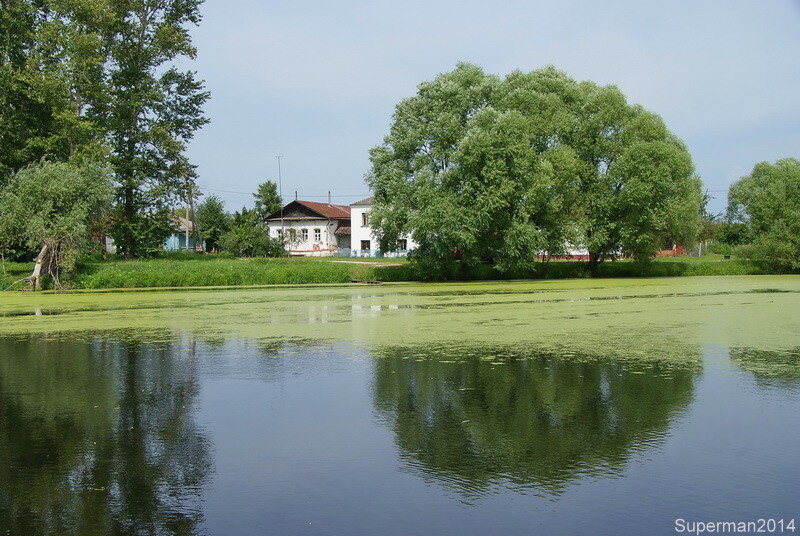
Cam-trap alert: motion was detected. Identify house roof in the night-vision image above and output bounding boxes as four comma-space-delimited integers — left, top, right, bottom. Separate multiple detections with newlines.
351, 196, 373, 206
169, 215, 194, 232
266, 200, 351, 221
296, 200, 350, 219
334, 226, 351, 236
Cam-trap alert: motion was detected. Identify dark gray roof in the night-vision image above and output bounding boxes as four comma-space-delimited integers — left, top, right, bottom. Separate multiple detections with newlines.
351, 196, 373, 206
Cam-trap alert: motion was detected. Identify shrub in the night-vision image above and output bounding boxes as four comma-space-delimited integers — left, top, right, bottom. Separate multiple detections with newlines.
707, 241, 734, 255
220, 208, 284, 257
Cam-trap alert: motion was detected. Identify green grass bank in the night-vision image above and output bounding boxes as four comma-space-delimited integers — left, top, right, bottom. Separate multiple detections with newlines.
0, 253, 786, 291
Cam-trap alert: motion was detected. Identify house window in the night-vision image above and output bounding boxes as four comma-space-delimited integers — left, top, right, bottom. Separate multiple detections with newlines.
314, 228, 321, 241
361, 212, 368, 226
360, 240, 370, 251
397, 239, 407, 251
276, 228, 283, 237
301, 228, 308, 241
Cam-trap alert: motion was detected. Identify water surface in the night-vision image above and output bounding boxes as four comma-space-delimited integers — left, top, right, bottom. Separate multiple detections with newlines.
1, 277, 798, 535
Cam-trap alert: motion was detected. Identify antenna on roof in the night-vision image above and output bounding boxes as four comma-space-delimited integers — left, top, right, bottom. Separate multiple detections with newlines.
328, 190, 331, 204
295, 190, 298, 201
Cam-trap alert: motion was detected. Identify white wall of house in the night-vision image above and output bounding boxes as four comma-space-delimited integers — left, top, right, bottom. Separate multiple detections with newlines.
350, 202, 416, 256
266, 219, 342, 256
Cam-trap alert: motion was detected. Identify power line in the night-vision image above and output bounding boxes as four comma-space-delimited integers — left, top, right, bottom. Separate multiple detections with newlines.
196, 185, 369, 198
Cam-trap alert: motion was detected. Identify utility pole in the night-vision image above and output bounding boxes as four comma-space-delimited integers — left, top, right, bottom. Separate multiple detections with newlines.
185, 194, 190, 252
276, 155, 284, 238
188, 191, 198, 252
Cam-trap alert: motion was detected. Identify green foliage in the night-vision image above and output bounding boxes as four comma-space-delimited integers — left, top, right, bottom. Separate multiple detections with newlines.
727, 158, 800, 268
368, 63, 701, 278
58, 254, 781, 290
195, 195, 229, 251
713, 221, 748, 245
110, 206, 174, 257
104, 0, 210, 258
0, 260, 31, 289
0, 0, 107, 183
0, 0, 209, 259
220, 208, 284, 257
0, 159, 113, 281
74, 256, 355, 288
706, 241, 734, 255
253, 180, 282, 222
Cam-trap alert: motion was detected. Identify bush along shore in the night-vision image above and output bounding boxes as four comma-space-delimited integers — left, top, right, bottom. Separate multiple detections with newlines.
1, 253, 789, 291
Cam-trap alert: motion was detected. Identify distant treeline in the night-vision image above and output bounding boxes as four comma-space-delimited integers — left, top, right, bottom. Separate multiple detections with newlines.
2, 9, 798, 290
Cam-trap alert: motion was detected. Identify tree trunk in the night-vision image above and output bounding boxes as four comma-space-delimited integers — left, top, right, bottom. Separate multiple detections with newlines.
29, 243, 56, 290
123, 185, 134, 259
588, 251, 602, 274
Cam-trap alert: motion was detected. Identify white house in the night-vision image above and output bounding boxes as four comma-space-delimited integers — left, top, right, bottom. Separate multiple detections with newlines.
350, 196, 416, 258
265, 200, 351, 256
264, 196, 416, 257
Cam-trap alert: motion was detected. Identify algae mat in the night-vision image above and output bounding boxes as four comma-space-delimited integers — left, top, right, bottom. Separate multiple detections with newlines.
2, 275, 799, 366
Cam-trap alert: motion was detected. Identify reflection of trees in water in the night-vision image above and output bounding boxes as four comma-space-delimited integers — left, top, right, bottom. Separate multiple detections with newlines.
372, 346, 697, 497
729, 347, 800, 390
0, 334, 210, 535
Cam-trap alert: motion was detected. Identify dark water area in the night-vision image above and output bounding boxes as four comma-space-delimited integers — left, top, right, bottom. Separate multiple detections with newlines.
1, 333, 798, 535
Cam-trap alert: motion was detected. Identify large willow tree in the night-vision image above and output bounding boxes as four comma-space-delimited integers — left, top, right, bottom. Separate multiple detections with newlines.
367, 63, 702, 276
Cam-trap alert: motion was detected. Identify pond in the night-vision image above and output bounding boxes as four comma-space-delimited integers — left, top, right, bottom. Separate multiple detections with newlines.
1, 276, 799, 535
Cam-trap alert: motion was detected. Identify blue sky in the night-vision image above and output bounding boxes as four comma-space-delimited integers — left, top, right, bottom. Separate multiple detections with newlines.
185, 0, 800, 214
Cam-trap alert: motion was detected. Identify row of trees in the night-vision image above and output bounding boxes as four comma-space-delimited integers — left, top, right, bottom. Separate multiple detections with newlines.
0, 0, 210, 285
2, 19, 797, 288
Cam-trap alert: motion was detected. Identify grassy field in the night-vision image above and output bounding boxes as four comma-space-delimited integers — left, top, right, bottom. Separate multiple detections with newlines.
0, 261, 33, 290
65, 255, 412, 289
0, 253, 786, 291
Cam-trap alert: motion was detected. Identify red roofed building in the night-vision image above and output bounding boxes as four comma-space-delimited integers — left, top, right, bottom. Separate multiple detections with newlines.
265, 200, 351, 255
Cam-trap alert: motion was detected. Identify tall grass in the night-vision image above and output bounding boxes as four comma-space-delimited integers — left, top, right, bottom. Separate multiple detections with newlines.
5, 253, 786, 290
0, 260, 32, 289
73, 256, 358, 288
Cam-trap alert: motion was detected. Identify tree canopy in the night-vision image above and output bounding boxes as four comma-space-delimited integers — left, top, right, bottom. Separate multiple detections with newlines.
221, 207, 284, 258
195, 195, 229, 252
367, 63, 702, 276
0, 159, 113, 288
0, 0, 210, 259
727, 158, 800, 268
0, 0, 108, 183
104, 0, 210, 258
253, 180, 282, 222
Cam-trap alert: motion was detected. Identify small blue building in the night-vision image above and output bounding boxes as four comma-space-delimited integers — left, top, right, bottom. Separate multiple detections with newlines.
164, 216, 205, 252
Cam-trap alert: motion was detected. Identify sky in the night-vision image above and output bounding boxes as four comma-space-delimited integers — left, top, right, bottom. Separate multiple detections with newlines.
185, 0, 800, 214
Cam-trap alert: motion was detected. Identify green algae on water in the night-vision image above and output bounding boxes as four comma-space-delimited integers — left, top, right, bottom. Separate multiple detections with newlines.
1, 276, 799, 370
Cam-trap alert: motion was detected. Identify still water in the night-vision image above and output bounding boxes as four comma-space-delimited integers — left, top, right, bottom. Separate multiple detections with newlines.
1, 277, 799, 535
